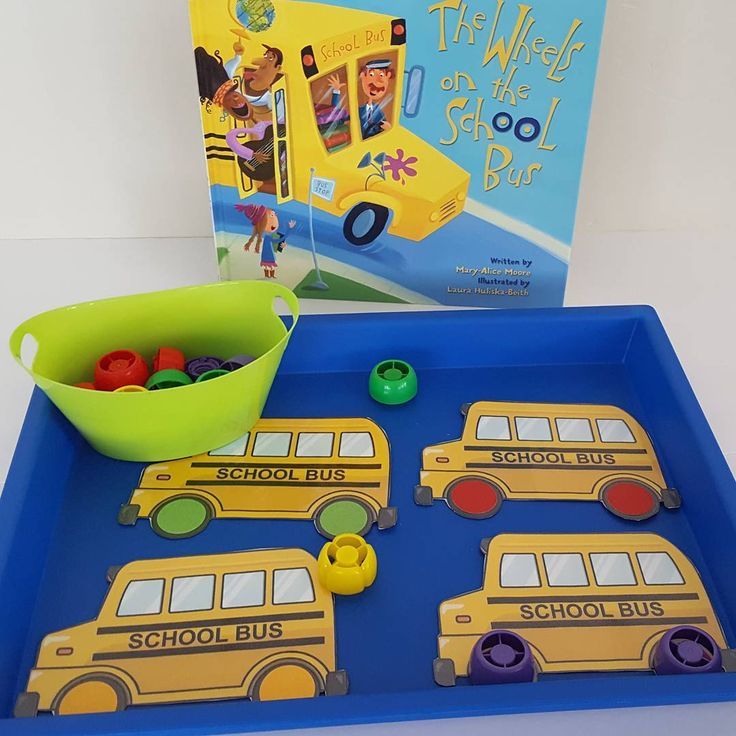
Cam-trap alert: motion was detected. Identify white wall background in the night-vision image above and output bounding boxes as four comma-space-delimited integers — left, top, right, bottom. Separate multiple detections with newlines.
0, 0, 735, 239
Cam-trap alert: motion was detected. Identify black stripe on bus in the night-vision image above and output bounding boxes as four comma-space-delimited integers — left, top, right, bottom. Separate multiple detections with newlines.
205, 145, 233, 154
92, 636, 325, 661
191, 462, 382, 470
487, 593, 700, 604
491, 616, 708, 630
206, 153, 235, 162
464, 446, 648, 454
97, 610, 324, 635
185, 480, 381, 488
204, 133, 228, 140
467, 463, 654, 472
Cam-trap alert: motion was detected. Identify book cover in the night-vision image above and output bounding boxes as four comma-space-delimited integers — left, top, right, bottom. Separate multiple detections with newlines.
190, 0, 606, 306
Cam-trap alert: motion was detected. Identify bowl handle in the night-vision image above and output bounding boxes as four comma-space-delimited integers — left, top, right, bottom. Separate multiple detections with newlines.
9, 321, 39, 374
270, 283, 300, 332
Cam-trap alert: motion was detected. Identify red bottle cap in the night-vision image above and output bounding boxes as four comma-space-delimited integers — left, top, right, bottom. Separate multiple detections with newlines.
153, 347, 186, 373
94, 350, 150, 391
74, 382, 97, 390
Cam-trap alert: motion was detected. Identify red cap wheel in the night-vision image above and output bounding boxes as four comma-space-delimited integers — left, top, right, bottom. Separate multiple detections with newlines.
94, 350, 150, 391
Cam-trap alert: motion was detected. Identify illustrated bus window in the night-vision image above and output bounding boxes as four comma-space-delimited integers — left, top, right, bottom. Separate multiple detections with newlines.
296, 432, 334, 458
339, 432, 374, 457
274, 89, 290, 199
476, 416, 511, 441
222, 571, 266, 609
597, 418, 636, 443
515, 417, 552, 441
310, 66, 352, 153
170, 575, 215, 613
117, 579, 164, 617
543, 553, 589, 587
252, 432, 292, 457
273, 568, 315, 604
356, 51, 398, 141
590, 553, 636, 586
209, 434, 249, 457
500, 554, 541, 588
637, 552, 684, 585
556, 418, 594, 442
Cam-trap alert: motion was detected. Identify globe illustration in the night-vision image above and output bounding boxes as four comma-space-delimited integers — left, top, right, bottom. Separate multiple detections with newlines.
235, 0, 276, 32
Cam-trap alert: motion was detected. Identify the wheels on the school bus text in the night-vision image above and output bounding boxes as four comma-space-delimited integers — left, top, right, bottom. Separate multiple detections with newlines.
343, 203, 390, 246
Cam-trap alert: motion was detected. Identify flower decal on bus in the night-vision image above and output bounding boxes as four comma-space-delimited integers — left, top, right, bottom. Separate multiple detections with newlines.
384, 148, 418, 185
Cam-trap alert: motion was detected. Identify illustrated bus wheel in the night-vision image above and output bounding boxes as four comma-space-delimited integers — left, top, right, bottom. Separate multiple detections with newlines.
53, 675, 129, 716
251, 663, 321, 702
314, 498, 374, 539
343, 203, 389, 246
151, 496, 213, 539
446, 478, 503, 519
468, 630, 535, 685
653, 626, 723, 675
601, 481, 660, 521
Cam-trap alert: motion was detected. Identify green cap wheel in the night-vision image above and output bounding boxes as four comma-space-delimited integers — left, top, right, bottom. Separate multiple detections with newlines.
195, 369, 231, 383
369, 360, 417, 405
145, 369, 193, 391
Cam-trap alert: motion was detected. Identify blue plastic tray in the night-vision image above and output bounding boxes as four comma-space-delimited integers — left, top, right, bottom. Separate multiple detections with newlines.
2, 306, 735, 735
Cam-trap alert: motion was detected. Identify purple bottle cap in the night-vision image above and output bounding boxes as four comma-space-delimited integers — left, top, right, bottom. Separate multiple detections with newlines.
221, 354, 256, 372
185, 356, 223, 380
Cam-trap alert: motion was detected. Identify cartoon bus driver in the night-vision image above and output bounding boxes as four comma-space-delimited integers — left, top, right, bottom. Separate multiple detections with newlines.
328, 59, 394, 140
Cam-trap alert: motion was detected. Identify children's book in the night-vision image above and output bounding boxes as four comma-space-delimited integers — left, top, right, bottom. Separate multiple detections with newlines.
189, 0, 606, 307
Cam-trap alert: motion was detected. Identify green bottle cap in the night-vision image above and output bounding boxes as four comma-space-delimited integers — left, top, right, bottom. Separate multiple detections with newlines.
195, 369, 231, 383
145, 369, 193, 391
369, 360, 417, 405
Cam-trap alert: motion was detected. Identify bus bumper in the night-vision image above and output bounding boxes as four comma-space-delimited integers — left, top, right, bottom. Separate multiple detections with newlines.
14, 691, 40, 718
377, 506, 398, 529
661, 488, 681, 509
325, 669, 349, 696
118, 503, 141, 525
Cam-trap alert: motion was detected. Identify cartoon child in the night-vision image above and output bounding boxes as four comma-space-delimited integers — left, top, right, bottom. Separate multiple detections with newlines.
235, 204, 296, 279
329, 59, 394, 140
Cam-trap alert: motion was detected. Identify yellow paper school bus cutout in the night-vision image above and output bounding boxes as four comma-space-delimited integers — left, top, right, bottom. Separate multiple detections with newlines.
414, 401, 681, 521
14, 548, 347, 717
119, 417, 396, 539
195, 0, 470, 246
434, 533, 735, 686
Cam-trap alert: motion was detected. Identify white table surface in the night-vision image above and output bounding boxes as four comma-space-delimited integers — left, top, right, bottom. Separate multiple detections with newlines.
0, 231, 734, 734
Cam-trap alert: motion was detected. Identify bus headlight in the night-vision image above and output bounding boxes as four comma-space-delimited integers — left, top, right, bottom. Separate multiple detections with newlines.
455, 615, 471, 624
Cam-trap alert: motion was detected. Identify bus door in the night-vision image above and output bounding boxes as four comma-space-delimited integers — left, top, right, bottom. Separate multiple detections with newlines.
271, 80, 294, 204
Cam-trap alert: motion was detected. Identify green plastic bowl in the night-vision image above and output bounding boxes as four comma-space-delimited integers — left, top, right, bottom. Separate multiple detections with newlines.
369, 359, 417, 405
9, 281, 299, 461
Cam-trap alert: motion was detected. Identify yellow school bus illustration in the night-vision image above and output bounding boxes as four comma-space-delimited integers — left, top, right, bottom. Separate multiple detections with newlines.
14, 548, 348, 717
119, 417, 396, 539
193, 0, 470, 246
434, 534, 735, 687
415, 402, 681, 521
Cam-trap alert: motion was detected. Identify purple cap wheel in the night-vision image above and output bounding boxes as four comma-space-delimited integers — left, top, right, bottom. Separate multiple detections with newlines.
185, 356, 223, 380
652, 626, 722, 675
220, 354, 255, 372
468, 630, 535, 685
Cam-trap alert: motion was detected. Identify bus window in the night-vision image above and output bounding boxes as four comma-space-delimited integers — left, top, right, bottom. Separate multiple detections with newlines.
273, 568, 315, 604
310, 67, 352, 153
296, 432, 334, 458
543, 553, 588, 587
356, 51, 398, 141
117, 579, 164, 617
476, 416, 511, 441
590, 553, 636, 586
222, 571, 266, 609
209, 434, 249, 457
597, 418, 636, 443
170, 575, 215, 613
252, 432, 292, 457
515, 417, 552, 442
274, 89, 290, 199
556, 418, 593, 442
637, 552, 684, 585
339, 432, 374, 457
500, 553, 541, 588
